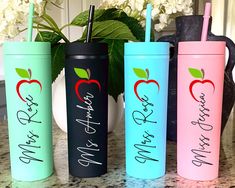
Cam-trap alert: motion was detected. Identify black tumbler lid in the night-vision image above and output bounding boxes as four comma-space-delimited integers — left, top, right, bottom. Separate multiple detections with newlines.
66, 42, 108, 56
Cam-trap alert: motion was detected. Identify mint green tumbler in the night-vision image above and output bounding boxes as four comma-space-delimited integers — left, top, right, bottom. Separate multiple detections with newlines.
3, 42, 53, 181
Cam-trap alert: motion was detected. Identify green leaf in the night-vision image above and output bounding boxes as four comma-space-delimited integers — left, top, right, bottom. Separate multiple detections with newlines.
117, 16, 145, 41
71, 8, 125, 26
72, 8, 144, 41
188, 68, 203, 79
51, 43, 65, 82
35, 31, 62, 45
81, 20, 138, 41
16, 68, 30, 79
71, 9, 106, 26
96, 8, 127, 22
133, 68, 148, 79
71, 9, 105, 27
103, 39, 125, 101
74, 68, 89, 79
41, 14, 60, 31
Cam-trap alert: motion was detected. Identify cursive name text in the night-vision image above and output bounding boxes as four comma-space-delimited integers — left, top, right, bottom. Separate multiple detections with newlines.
134, 131, 158, 164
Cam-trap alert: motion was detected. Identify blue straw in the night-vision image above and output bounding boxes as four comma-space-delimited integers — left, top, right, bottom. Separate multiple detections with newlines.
145, 4, 152, 42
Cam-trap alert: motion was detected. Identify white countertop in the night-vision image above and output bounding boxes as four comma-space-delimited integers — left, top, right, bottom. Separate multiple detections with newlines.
0, 112, 235, 187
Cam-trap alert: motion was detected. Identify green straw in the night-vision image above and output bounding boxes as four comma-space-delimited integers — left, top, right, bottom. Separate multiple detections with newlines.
27, 2, 34, 42
145, 4, 152, 42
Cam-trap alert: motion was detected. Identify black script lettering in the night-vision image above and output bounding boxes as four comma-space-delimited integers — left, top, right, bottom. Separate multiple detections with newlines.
191, 134, 212, 167
141, 95, 154, 112
19, 144, 43, 164
26, 130, 39, 145
190, 92, 213, 167
17, 110, 42, 125
26, 95, 39, 112
134, 131, 158, 164
16, 94, 41, 125
132, 110, 157, 125
191, 93, 213, 131
198, 93, 210, 121
191, 149, 212, 167
141, 130, 154, 145
191, 120, 213, 131
199, 134, 210, 150
18, 131, 42, 164
132, 94, 157, 125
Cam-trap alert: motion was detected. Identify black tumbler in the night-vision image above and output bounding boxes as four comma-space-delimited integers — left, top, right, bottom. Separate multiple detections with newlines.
65, 42, 109, 177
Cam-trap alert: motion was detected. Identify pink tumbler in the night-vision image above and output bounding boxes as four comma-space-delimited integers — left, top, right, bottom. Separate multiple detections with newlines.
177, 41, 226, 180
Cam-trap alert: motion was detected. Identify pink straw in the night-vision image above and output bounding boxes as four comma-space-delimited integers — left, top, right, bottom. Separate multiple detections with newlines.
201, 2, 211, 41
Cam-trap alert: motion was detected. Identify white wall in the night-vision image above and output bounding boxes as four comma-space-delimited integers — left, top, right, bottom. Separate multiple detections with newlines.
211, 0, 235, 80
63, 0, 101, 41
226, 1, 235, 41
0, 47, 3, 80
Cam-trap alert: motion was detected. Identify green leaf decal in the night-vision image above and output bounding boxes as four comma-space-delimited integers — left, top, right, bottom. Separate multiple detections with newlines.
133, 68, 148, 79
16, 68, 30, 79
74, 68, 89, 79
189, 68, 203, 79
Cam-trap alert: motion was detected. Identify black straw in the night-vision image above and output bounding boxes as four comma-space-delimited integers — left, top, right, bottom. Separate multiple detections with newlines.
86, 5, 95, 43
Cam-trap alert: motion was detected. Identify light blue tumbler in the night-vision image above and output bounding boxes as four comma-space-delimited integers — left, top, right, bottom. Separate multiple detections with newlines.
124, 42, 169, 179
124, 3, 169, 179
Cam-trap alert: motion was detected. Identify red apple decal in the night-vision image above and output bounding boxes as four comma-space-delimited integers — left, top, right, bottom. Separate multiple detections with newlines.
74, 67, 101, 102
133, 68, 160, 101
16, 68, 42, 102
189, 67, 215, 102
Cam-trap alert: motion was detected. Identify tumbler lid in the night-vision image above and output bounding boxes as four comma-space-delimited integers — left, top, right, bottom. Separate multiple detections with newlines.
66, 42, 108, 56
125, 42, 169, 55
178, 41, 226, 55
3, 42, 51, 55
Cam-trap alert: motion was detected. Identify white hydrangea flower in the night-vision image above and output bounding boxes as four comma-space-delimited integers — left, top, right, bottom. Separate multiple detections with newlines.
116, 0, 127, 6
100, 0, 193, 31
135, 0, 145, 11
155, 22, 167, 32
151, 6, 160, 18
0, 0, 62, 43
159, 13, 169, 24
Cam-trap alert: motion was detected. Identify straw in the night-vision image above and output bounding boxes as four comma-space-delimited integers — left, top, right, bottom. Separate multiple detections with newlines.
86, 5, 95, 43
145, 4, 152, 42
201, 2, 211, 41
27, 2, 34, 42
